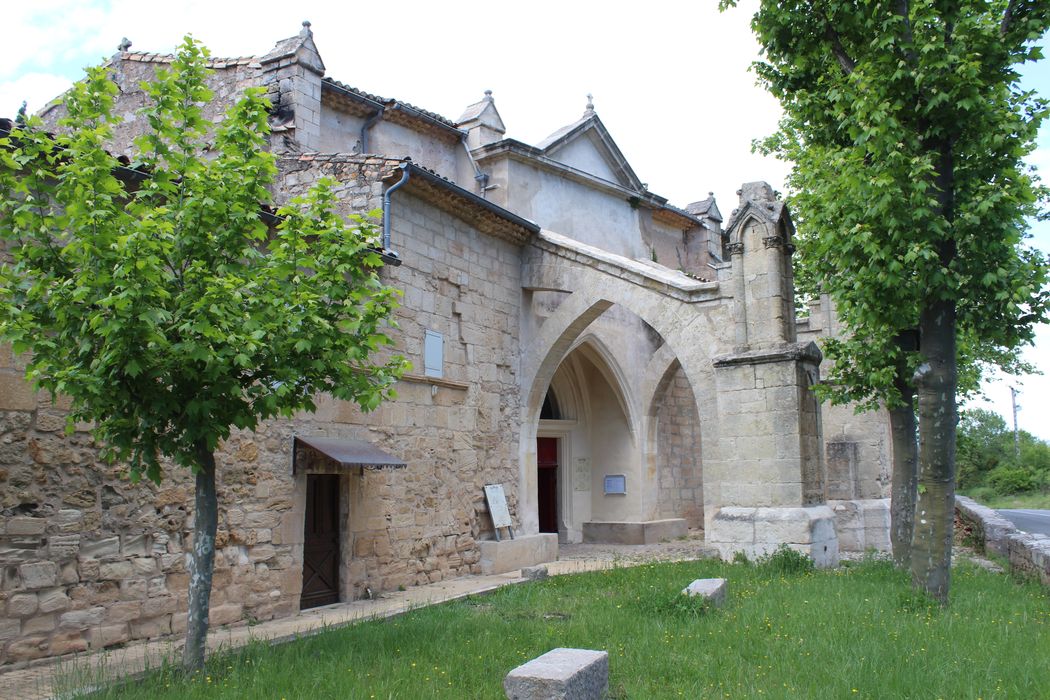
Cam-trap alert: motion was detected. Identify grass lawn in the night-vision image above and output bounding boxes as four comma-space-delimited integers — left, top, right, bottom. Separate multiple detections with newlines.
81, 554, 1049, 699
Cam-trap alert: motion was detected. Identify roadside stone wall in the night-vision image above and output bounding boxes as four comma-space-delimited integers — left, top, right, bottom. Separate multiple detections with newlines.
956, 495, 1050, 586
655, 367, 703, 528
0, 155, 524, 666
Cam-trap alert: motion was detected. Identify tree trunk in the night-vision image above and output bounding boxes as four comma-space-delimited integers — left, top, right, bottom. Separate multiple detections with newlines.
910, 299, 957, 604
889, 379, 918, 568
183, 442, 218, 672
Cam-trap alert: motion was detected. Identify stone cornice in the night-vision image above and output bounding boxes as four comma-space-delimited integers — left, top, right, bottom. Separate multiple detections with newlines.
713, 341, 822, 368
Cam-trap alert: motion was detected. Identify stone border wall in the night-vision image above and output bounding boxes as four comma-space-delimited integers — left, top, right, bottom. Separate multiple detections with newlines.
955, 495, 1050, 586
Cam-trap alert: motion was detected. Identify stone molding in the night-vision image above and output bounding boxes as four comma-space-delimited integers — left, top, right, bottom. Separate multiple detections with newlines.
712, 340, 822, 369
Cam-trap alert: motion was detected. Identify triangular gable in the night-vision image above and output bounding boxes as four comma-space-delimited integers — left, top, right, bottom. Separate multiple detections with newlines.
536, 112, 643, 191
456, 92, 505, 133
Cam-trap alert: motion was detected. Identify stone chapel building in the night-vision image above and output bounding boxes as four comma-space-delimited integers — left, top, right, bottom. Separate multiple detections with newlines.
0, 24, 892, 664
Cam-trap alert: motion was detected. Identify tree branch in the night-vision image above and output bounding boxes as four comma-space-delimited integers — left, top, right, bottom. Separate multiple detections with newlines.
1001, 0, 1020, 37
894, 0, 919, 67
822, 20, 856, 75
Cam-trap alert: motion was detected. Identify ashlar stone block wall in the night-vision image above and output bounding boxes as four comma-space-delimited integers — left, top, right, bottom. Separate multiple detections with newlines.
656, 367, 703, 527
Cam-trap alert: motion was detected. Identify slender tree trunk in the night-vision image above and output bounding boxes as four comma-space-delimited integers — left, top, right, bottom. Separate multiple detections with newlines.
910, 299, 957, 604
183, 441, 218, 672
889, 377, 918, 568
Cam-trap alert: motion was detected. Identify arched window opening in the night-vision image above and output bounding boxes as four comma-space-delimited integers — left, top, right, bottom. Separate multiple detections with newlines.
540, 389, 562, 420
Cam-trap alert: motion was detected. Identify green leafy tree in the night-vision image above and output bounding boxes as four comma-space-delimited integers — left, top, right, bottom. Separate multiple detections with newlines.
0, 39, 407, 670
723, 1, 1050, 602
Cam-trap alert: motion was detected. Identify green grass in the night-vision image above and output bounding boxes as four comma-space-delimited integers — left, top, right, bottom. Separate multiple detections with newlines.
963, 489, 1050, 510
82, 556, 1050, 699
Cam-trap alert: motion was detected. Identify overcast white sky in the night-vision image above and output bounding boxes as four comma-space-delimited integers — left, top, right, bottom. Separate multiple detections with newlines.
1, 0, 1047, 439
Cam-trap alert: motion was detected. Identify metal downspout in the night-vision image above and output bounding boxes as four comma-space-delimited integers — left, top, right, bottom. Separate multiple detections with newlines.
360, 108, 384, 154
460, 136, 489, 197
382, 162, 411, 254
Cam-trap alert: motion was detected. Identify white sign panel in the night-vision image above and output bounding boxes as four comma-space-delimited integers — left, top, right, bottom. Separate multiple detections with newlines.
484, 484, 513, 530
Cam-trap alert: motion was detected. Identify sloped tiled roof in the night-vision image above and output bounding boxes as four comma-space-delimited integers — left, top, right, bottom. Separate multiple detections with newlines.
322, 78, 458, 128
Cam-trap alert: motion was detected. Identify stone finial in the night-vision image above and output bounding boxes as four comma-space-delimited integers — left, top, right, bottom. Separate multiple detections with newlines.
585, 93, 595, 114
484, 89, 493, 100
117, 37, 132, 52
739, 181, 775, 204
300, 20, 312, 36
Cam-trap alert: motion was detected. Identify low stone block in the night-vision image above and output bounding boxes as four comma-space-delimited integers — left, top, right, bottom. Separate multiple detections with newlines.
504, 648, 608, 700
479, 534, 558, 575
682, 578, 727, 607
582, 518, 687, 545
522, 565, 549, 581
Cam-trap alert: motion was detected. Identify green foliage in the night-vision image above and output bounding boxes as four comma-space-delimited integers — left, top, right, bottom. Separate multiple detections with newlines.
727, 1, 1050, 409
957, 408, 1050, 497
755, 544, 815, 576
0, 37, 408, 483
987, 464, 1041, 494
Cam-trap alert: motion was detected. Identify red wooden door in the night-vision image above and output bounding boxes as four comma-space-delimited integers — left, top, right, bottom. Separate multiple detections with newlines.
301, 474, 340, 609
537, 437, 559, 534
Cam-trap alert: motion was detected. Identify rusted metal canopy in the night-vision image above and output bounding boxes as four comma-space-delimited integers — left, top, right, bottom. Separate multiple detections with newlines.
293, 436, 405, 471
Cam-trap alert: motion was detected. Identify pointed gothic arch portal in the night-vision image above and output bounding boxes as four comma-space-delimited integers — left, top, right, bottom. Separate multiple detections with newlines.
524, 298, 709, 544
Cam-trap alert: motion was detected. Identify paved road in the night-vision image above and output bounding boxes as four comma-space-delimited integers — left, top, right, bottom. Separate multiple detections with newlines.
998, 509, 1050, 536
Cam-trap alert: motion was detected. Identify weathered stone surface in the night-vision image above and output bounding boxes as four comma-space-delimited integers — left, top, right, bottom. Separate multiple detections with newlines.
81, 537, 120, 559
0, 618, 21, 641
582, 519, 687, 545
521, 565, 549, 581
682, 578, 727, 607
7, 593, 38, 618
209, 603, 243, 626
479, 535, 558, 575
504, 648, 609, 700
19, 561, 58, 590
59, 607, 105, 630
38, 588, 71, 614
6, 517, 46, 536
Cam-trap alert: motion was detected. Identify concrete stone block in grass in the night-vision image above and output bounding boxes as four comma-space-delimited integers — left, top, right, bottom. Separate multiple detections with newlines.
682, 578, 727, 607
504, 647, 608, 699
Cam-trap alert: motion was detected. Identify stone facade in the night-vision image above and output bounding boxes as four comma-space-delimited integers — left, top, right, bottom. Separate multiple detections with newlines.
0, 23, 893, 665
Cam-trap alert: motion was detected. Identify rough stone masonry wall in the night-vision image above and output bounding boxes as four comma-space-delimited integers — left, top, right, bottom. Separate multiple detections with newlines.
275, 155, 525, 597
37, 55, 260, 159
0, 155, 523, 666
656, 367, 703, 528
956, 496, 1050, 586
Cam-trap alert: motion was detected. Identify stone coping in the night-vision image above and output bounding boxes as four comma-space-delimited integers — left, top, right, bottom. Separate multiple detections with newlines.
956, 495, 1050, 587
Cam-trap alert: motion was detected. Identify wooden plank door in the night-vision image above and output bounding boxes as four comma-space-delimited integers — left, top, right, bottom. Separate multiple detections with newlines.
537, 437, 559, 534
301, 473, 340, 610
